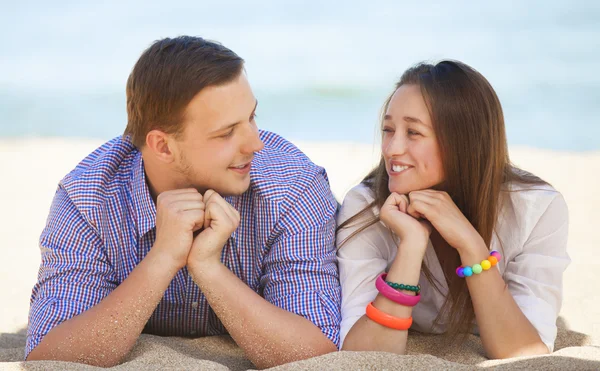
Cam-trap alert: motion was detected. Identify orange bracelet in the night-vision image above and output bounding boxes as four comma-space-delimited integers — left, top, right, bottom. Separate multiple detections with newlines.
365, 302, 413, 330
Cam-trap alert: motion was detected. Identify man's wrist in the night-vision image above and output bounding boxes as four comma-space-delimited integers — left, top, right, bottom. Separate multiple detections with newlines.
187, 258, 224, 284
145, 246, 183, 277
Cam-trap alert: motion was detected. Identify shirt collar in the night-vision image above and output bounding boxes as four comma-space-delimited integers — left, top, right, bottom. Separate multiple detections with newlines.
131, 151, 157, 238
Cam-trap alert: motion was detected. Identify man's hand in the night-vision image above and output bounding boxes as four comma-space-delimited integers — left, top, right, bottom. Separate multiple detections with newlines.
153, 188, 205, 270
187, 189, 240, 269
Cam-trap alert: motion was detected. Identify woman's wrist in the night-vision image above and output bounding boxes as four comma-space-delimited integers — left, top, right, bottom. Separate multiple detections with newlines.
456, 233, 490, 266
397, 234, 429, 259
388, 237, 427, 285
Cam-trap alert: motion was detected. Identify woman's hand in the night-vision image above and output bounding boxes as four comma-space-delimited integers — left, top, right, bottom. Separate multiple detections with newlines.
406, 190, 484, 252
380, 192, 432, 257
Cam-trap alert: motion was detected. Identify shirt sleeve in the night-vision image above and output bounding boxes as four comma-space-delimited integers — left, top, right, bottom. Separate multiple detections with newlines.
26, 186, 116, 359
261, 167, 341, 348
336, 185, 393, 347
504, 192, 570, 352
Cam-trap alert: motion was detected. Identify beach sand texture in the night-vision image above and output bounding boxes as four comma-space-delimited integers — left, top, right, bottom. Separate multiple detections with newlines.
1, 138, 599, 369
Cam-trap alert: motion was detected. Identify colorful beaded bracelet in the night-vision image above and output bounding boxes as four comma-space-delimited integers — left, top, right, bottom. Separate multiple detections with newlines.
456, 250, 502, 278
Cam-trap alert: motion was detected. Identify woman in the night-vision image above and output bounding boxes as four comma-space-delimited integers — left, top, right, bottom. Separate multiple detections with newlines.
336, 60, 570, 359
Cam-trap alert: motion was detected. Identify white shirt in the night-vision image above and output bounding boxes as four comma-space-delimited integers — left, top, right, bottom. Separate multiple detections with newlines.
337, 182, 570, 352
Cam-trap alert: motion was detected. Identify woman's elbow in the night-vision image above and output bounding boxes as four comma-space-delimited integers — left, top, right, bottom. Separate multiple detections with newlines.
486, 342, 550, 359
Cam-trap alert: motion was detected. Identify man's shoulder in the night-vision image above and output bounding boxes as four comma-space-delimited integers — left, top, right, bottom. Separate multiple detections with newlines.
251, 131, 329, 200
60, 136, 138, 211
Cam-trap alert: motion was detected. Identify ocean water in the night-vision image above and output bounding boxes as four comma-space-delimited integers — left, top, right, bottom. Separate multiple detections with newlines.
1, 0, 599, 151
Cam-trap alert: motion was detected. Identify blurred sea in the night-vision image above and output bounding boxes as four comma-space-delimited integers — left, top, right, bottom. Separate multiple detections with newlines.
1, 0, 599, 151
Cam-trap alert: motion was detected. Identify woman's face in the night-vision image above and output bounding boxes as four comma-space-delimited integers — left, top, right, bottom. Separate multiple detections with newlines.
382, 84, 444, 195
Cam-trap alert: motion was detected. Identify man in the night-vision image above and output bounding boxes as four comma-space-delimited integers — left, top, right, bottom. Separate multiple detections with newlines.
26, 36, 341, 368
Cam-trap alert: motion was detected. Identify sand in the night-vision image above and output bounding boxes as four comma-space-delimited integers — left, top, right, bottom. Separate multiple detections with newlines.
1, 138, 599, 370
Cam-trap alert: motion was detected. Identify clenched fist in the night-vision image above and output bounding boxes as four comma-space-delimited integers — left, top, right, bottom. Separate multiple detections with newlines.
152, 188, 205, 270
187, 189, 240, 268
380, 192, 432, 259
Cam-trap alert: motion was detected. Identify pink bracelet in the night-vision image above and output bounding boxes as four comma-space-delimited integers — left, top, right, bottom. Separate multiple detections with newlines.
375, 273, 420, 307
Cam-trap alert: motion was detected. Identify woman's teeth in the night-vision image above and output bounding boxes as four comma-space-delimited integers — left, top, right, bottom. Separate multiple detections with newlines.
392, 165, 409, 172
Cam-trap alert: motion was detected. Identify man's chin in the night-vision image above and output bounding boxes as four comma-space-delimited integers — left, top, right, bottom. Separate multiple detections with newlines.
210, 181, 251, 197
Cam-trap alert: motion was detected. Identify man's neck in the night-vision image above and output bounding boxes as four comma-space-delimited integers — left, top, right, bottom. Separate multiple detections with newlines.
141, 150, 180, 203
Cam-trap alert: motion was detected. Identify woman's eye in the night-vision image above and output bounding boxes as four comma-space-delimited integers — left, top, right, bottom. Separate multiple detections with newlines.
222, 129, 234, 138
408, 129, 421, 136
382, 127, 394, 133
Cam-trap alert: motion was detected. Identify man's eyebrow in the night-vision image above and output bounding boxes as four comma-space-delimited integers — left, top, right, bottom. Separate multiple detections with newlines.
210, 100, 258, 134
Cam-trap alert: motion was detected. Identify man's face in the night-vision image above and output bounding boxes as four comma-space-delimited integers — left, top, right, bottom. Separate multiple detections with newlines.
171, 73, 264, 196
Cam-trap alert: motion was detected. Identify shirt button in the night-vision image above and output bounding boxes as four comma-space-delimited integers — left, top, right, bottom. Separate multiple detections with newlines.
191, 302, 198, 309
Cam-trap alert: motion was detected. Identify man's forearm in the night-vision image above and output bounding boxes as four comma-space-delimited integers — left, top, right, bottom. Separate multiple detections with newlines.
189, 262, 337, 369
27, 249, 179, 367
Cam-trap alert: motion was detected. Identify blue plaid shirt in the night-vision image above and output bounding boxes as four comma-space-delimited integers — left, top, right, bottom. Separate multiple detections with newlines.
26, 130, 341, 358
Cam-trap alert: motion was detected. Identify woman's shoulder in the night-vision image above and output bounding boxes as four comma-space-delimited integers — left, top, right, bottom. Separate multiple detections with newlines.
505, 181, 567, 213
337, 183, 396, 259
338, 183, 378, 223
501, 181, 568, 239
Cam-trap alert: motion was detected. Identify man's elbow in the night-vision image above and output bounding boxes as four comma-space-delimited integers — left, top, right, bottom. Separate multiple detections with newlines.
26, 345, 125, 368
255, 337, 337, 369
312, 339, 338, 357
289, 337, 338, 362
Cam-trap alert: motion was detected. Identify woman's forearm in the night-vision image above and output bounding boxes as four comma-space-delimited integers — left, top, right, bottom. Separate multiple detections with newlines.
342, 238, 426, 353
459, 241, 549, 359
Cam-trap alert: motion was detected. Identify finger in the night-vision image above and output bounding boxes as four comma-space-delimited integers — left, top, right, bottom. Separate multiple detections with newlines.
212, 195, 240, 224
158, 208, 205, 231
204, 201, 229, 230
165, 193, 204, 205
185, 210, 205, 231
168, 200, 205, 212
203, 189, 217, 205
204, 190, 240, 224
384, 192, 408, 208
159, 188, 200, 197
416, 189, 448, 197
157, 189, 202, 207
398, 194, 409, 213
407, 199, 430, 220
409, 190, 451, 206
408, 191, 437, 204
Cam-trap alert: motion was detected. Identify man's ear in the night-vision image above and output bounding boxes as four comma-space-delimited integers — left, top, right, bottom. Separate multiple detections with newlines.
145, 130, 176, 164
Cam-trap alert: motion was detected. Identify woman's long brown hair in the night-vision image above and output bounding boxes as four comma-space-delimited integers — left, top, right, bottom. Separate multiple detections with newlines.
338, 60, 547, 340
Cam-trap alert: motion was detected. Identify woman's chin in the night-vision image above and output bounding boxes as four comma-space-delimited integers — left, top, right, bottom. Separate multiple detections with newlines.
388, 185, 415, 195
